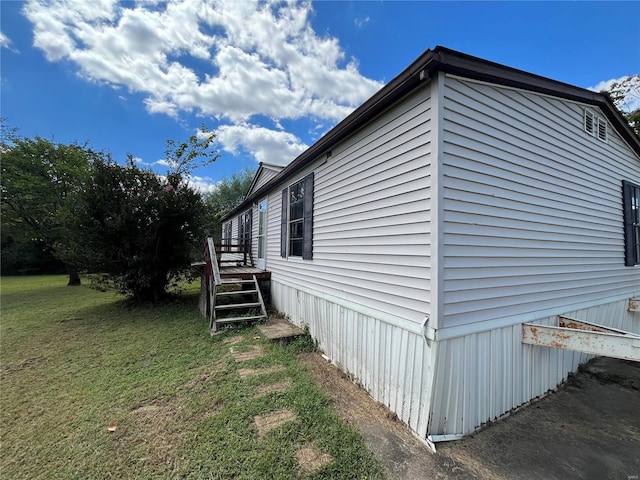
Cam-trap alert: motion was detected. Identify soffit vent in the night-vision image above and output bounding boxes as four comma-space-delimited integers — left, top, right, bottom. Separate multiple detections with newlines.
584, 108, 608, 143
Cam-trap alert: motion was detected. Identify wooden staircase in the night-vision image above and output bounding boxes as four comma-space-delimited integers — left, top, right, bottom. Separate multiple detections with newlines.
211, 276, 268, 333
202, 237, 269, 335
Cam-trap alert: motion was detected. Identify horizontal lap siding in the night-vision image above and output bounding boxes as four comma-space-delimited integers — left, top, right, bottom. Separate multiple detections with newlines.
267, 85, 433, 323
252, 168, 279, 193
441, 76, 640, 329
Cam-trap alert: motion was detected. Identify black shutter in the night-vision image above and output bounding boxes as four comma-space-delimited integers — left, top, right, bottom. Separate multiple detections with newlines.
281, 188, 287, 257
623, 180, 636, 266
237, 215, 241, 245
247, 208, 253, 246
302, 172, 314, 260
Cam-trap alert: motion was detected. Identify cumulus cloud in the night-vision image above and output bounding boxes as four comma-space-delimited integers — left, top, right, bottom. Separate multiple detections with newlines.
216, 123, 308, 166
589, 74, 640, 112
187, 175, 219, 193
22, 0, 382, 164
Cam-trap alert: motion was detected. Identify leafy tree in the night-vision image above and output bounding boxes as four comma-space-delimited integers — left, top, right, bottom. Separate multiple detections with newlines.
602, 74, 640, 137
63, 133, 218, 302
0, 125, 91, 284
203, 167, 256, 242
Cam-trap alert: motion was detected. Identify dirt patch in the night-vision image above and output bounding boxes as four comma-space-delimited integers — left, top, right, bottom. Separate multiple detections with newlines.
253, 409, 297, 440
0, 356, 45, 378
255, 379, 292, 396
437, 357, 640, 480
223, 335, 244, 345
301, 353, 465, 479
238, 364, 286, 379
230, 345, 264, 362
178, 360, 227, 391
304, 352, 640, 480
296, 444, 332, 476
124, 401, 183, 469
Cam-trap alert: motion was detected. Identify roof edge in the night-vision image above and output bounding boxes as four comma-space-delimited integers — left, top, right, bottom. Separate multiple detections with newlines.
222, 46, 640, 221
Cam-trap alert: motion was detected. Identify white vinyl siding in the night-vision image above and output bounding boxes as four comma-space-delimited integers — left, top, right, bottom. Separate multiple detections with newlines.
249, 167, 281, 196
440, 75, 640, 329
266, 84, 433, 324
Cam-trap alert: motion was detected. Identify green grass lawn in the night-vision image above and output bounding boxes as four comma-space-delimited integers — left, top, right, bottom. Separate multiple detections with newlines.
0, 276, 384, 479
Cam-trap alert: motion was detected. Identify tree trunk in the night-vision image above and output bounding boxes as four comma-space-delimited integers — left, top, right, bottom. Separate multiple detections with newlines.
66, 265, 81, 286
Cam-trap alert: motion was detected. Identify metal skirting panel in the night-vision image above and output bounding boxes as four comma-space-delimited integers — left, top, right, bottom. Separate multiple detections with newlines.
271, 279, 437, 437
429, 297, 639, 436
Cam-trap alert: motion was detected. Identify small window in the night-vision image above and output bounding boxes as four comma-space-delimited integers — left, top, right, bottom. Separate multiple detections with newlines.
281, 173, 314, 259
222, 222, 232, 251
623, 180, 640, 266
584, 109, 608, 142
238, 209, 252, 247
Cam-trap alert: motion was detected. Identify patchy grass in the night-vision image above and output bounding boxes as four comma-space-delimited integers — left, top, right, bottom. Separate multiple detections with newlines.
0, 276, 384, 479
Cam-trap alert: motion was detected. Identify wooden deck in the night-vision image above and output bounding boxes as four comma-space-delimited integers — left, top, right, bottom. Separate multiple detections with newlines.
220, 266, 271, 280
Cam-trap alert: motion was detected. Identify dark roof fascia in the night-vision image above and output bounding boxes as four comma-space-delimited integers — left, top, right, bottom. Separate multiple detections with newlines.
221, 48, 438, 221
222, 46, 640, 221
432, 47, 640, 157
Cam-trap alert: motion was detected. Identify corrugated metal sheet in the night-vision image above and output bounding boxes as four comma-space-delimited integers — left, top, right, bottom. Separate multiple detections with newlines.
428, 297, 637, 436
271, 279, 437, 437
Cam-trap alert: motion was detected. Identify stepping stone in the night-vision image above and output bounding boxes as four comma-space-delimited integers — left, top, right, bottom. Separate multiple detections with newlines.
258, 317, 304, 341
296, 445, 333, 475
238, 364, 286, 379
223, 335, 244, 345
255, 378, 292, 396
254, 408, 297, 440
230, 345, 263, 362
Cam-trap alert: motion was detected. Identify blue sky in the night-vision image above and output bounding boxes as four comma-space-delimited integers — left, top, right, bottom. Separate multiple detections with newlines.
1, 1, 639, 191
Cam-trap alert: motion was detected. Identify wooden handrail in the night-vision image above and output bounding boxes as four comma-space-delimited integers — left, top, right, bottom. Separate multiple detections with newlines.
207, 237, 221, 286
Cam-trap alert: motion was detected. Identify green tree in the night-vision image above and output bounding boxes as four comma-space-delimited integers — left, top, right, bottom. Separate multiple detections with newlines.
203, 167, 256, 242
0, 127, 91, 284
63, 130, 219, 302
602, 74, 640, 137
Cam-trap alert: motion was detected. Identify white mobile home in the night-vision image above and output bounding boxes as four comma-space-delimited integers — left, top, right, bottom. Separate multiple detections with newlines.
213, 46, 640, 443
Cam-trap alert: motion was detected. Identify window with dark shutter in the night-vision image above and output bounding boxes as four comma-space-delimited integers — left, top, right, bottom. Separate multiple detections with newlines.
623, 180, 640, 266
280, 172, 314, 259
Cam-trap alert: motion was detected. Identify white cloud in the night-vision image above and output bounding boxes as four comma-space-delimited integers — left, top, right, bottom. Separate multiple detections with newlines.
216, 123, 308, 166
22, 0, 383, 161
188, 175, 219, 193
354, 16, 370, 29
0, 31, 10, 48
588, 74, 640, 112
0, 31, 18, 52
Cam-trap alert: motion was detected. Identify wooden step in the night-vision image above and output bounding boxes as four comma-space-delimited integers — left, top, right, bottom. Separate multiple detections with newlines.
215, 315, 266, 324
221, 279, 255, 284
215, 302, 261, 310
216, 290, 258, 296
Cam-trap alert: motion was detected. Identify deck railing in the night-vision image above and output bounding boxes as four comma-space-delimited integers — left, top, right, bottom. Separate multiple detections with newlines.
216, 237, 253, 268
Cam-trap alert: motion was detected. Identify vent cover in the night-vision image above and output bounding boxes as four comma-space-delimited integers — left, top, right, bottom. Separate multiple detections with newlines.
584, 109, 608, 142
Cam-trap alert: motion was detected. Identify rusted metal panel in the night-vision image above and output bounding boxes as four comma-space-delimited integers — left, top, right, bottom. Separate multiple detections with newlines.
522, 323, 640, 362
558, 316, 640, 336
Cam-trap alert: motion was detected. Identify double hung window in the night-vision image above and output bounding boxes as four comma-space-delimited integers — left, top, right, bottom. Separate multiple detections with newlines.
281, 173, 314, 260
623, 180, 640, 266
